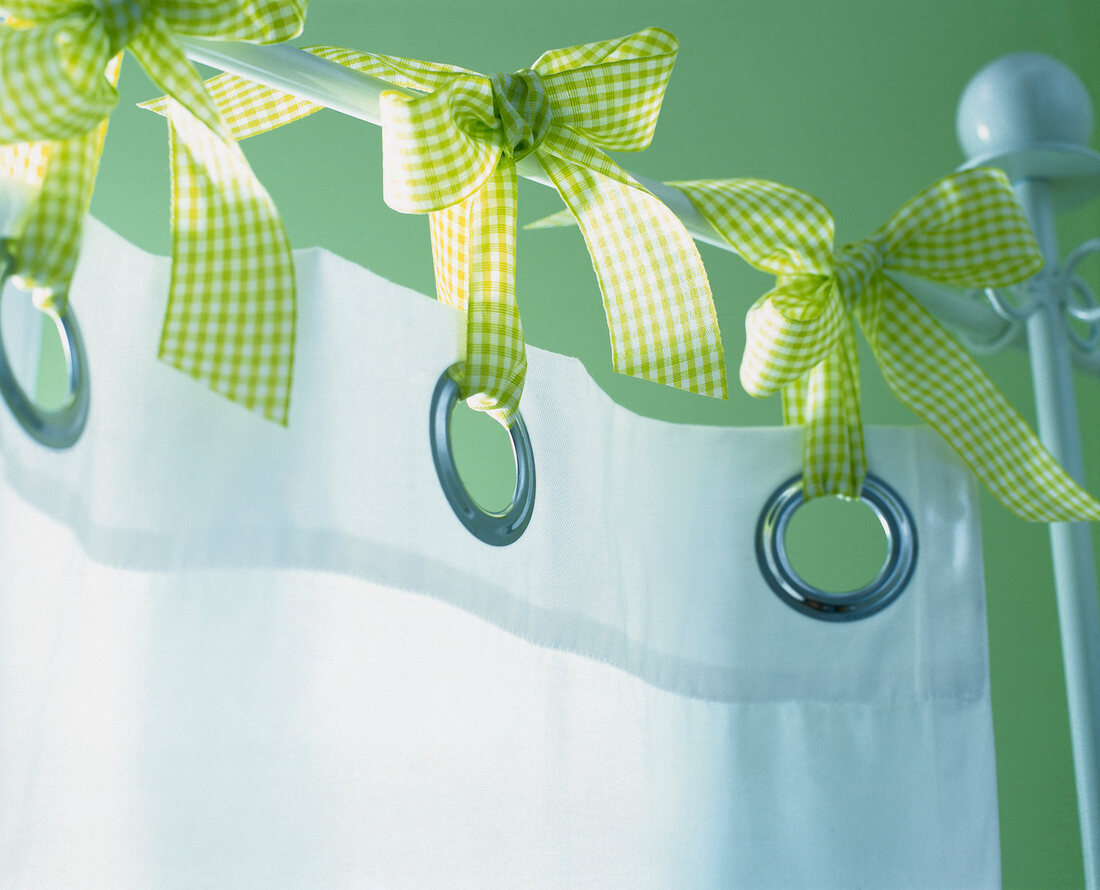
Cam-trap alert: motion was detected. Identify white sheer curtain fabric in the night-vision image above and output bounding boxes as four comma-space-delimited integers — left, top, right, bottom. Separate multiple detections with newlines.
0, 220, 1000, 888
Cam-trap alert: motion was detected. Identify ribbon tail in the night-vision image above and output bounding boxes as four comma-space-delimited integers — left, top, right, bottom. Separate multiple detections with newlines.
158, 97, 296, 424
537, 152, 727, 399
784, 322, 864, 501
141, 70, 324, 141
4, 54, 121, 302
131, 21, 296, 424
523, 207, 577, 230
780, 376, 808, 428
5, 131, 98, 305
861, 278, 1100, 520
429, 161, 526, 427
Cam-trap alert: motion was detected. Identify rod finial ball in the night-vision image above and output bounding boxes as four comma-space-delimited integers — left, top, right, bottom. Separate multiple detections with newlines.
957, 53, 1093, 161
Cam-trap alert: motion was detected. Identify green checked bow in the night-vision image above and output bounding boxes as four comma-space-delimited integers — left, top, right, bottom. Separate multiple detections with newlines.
672, 169, 1100, 521
183, 28, 727, 425
0, 0, 306, 424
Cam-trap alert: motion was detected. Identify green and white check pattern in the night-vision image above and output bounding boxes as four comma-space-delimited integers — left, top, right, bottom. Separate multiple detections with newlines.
671, 169, 1100, 521
183, 28, 727, 425
0, 1, 305, 425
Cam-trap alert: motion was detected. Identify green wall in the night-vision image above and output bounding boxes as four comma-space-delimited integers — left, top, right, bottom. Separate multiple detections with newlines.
77, 1, 1100, 885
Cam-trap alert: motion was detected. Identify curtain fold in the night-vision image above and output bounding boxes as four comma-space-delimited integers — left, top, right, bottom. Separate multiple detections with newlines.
0, 219, 999, 888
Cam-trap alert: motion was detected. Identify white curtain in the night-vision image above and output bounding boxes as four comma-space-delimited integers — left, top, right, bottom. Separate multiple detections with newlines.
0, 219, 1000, 889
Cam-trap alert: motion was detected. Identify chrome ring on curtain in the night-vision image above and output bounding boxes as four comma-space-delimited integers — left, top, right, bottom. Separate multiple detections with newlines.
429, 363, 535, 545
0, 242, 90, 449
756, 473, 917, 621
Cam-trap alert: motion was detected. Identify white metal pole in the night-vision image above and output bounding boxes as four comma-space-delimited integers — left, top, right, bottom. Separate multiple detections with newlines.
1017, 176, 1100, 887
958, 53, 1100, 888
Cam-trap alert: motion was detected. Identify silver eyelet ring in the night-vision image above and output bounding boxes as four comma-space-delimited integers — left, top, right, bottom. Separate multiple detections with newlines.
429, 363, 535, 546
756, 473, 918, 621
0, 243, 89, 449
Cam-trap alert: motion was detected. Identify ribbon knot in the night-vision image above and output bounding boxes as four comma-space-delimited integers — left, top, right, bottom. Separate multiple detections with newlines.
94, 0, 144, 54
488, 69, 552, 161
834, 238, 884, 304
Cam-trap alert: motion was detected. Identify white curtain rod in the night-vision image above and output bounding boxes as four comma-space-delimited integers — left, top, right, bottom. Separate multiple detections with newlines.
179, 39, 721, 240
179, 36, 1046, 360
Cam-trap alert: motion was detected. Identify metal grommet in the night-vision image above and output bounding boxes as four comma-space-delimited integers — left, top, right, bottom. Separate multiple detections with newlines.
0, 245, 89, 449
756, 474, 918, 621
429, 363, 535, 546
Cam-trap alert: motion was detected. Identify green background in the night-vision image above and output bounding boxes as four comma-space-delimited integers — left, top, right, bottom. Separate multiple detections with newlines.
72, 0, 1100, 885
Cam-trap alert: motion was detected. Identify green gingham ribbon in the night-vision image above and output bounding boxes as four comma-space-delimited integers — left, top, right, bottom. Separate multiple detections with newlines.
0, 0, 305, 424
169, 28, 727, 425
670, 169, 1100, 521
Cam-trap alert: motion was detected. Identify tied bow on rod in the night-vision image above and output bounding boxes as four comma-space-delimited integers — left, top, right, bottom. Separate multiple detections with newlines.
0, 0, 305, 424
674, 171, 1100, 521
167, 27, 728, 426
535, 168, 1100, 520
